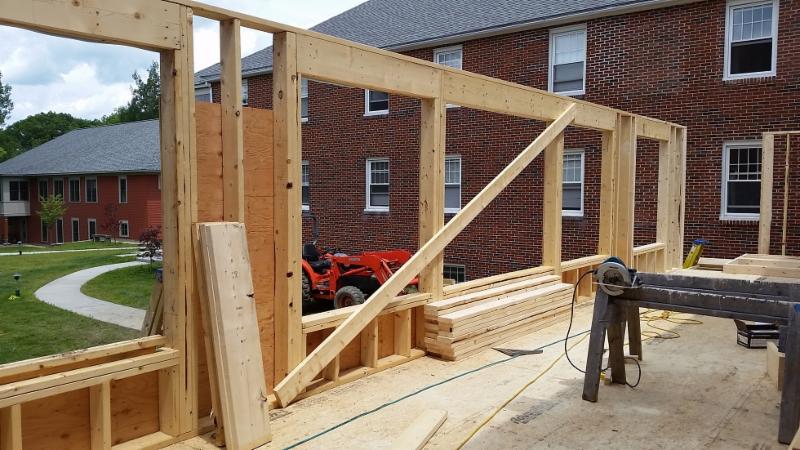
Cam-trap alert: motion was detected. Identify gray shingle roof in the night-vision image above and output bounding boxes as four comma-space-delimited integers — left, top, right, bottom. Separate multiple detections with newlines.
195, 0, 669, 81
0, 120, 160, 176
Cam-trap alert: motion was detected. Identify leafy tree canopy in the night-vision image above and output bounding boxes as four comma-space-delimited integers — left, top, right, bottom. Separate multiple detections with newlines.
0, 71, 12, 129
0, 112, 99, 161
103, 62, 160, 124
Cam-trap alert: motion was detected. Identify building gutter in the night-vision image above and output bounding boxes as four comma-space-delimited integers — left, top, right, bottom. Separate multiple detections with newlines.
196, 0, 703, 83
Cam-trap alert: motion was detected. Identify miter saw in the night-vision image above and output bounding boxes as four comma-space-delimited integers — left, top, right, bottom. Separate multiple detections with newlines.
594, 257, 638, 296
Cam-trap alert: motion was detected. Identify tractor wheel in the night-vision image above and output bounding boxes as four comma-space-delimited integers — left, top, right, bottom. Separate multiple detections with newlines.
333, 285, 366, 309
301, 272, 313, 310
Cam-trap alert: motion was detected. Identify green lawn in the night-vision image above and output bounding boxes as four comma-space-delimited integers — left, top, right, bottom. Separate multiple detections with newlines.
82, 263, 161, 310
0, 250, 142, 364
0, 240, 138, 254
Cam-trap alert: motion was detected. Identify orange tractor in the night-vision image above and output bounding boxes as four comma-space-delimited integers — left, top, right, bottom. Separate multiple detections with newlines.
301, 217, 417, 309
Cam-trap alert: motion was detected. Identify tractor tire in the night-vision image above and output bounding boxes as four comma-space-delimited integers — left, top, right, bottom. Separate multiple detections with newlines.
333, 285, 366, 309
301, 272, 313, 310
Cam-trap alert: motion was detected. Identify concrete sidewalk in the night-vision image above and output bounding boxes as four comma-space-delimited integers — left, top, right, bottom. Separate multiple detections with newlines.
0, 246, 137, 256
35, 261, 147, 329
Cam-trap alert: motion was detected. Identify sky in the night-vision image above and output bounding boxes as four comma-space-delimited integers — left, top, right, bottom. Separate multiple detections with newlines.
0, 0, 367, 125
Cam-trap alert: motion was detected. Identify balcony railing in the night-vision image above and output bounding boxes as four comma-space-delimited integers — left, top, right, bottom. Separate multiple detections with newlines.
0, 201, 30, 217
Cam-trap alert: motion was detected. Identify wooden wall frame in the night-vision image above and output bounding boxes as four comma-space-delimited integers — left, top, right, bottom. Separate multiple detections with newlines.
0, 0, 686, 447
759, 131, 799, 255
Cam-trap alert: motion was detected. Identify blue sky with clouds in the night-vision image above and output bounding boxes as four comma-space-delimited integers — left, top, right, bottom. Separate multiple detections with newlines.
0, 0, 366, 125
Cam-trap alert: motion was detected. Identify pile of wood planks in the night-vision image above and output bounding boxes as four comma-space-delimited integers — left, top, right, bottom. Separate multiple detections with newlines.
424, 272, 574, 360
723, 254, 800, 279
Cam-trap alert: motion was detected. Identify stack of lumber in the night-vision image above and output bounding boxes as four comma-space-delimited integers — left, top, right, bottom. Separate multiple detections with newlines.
425, 273, 574, 360
723, 254, 800, 279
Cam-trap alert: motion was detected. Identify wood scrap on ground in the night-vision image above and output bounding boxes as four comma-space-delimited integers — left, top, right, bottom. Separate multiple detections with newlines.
389, 409, 447, 450
198, 222, 271, 450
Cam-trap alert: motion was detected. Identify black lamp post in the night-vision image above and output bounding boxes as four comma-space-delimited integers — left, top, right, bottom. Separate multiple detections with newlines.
13, 273, 21, 297
17, 240, 22, 255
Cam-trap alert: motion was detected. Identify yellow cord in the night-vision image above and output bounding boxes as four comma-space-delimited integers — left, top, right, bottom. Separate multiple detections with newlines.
455, 333, 590, 449
457, 310, 703, 448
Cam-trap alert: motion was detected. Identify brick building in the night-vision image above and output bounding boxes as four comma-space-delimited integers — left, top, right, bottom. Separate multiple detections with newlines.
0, 120, 162, 244
195, 0, 800, 281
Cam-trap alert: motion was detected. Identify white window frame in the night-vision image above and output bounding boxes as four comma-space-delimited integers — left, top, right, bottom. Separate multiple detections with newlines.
68, 177, 80, 202
548, 24, 587, 96
433, 45, 463, 108
119, 220, 130, 238
88, 218, 97, 239
365, 158, 390, 212
195, 86, 212, 102
300, 78, 309, 123
443, 263, 467, 283
38, 179, 48, 199
444, 155, 462, 214
720, 140, 762, 220
241, 78, 249, 105
85, 176, 98, 203
71, 217, 80, 242
53, 178, 64, 199
562, 149, 585, 217
301, 160, 310, 211
118, 176, 128, 204
723, 0, 779, 80
364, 90, 389, 116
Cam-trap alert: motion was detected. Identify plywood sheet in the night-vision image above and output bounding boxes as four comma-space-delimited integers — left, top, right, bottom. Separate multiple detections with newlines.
21, 389, 89, 450
110, 372, 159, 445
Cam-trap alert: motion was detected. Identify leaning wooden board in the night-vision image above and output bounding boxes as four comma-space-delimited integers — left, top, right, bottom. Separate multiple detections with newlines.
198, 222, 271, 449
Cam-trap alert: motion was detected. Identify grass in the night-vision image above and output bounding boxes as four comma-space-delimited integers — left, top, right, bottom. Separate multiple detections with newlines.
0, 240, 138, 254
0, 249, 142, 364
82, 263, 162, 310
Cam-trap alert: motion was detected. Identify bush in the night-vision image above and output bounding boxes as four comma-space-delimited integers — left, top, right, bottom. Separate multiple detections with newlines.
139, 227, 162, 263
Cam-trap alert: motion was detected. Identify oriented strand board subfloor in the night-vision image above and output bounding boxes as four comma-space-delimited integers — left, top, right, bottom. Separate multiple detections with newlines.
175, 303, 785, 449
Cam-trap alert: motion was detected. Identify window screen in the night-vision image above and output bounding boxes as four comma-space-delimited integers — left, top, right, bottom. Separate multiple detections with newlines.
551, 28, 586, 94
300, 78, 309, 120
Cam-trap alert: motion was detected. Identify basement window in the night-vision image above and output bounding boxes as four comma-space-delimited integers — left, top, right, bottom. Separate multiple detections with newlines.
725, 0, 778, 79
721, 142, 762, 220
445, 156, 462, 213
86, 177, 98, 203
549, 24, 586, 96
443, 264, 467, 283
562, 150, 584, 217
300, 78, 309, 122
366, 158, 390, 212
364, 90, 389, 116
301, 161, 310, 211
241, 78, 249, 105
9, 181, 28, 201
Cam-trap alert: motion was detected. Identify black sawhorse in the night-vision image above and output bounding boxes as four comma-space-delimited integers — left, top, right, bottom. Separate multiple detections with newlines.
580, 273, 800, 444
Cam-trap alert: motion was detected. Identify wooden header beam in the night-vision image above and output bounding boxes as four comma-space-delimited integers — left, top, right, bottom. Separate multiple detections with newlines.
0, 0, 183, 50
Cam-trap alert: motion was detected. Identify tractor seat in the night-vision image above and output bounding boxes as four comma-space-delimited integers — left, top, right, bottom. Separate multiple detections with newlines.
309, 259, 331, 274
303, 243, 321, 262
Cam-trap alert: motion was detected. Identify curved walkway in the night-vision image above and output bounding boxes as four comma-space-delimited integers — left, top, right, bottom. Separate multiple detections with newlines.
35, 261, 147, 330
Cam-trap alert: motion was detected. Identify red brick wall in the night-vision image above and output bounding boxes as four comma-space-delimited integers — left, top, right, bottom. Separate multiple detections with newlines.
26, 174, 161, 243
213, 0, 800, 278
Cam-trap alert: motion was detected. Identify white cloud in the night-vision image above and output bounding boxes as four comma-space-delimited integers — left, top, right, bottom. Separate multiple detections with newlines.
0, 0, 367, 124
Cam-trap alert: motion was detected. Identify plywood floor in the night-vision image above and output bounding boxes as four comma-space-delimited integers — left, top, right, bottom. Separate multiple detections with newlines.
174, 302, 785, 449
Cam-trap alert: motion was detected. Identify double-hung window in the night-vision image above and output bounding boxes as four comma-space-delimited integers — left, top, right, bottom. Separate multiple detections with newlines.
366, 158, 390, 211
301, 161, 310, 211
241, 78, 249, 105
562, 150, 584, 217
364, 90, 389, 116
445, 156, 462, 213
725, 0, 778, 79
119, 220, 130, 238
721, 142, 762, 219
86, 177, 98, 203
118, 176, 128, 204
9, 181, 28, 201
69, 178, 80, 202
53, 178, 64, 198
443, 264, 467, 283
38, 179, 48, 199
300, 78, 309, 122
549, 25, 586, 96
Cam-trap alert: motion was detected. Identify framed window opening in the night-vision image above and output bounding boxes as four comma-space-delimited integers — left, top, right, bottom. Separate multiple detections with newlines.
366, 158, 390, 212
721, 141, 762, 220
562, 149, 585, 217
443, 264, 467, 283
300, 78, 309, 122
724, 0, 778, 80
364, 90, 389, 116
445, 155, 462, 213
301, 160, 310, 211
9, 180, 29, 201
119, 220, 130, 238
85, 177, 98, 203
119, 176, 128, 204
549, 24, 587, 96
69, 177, 80, 202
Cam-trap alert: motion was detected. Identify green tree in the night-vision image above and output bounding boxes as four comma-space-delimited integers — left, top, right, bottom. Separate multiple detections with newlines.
0, 71, 12, 129
104, 62, 160, 124
37, 195, 68, 244
0, 112, 99, 161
